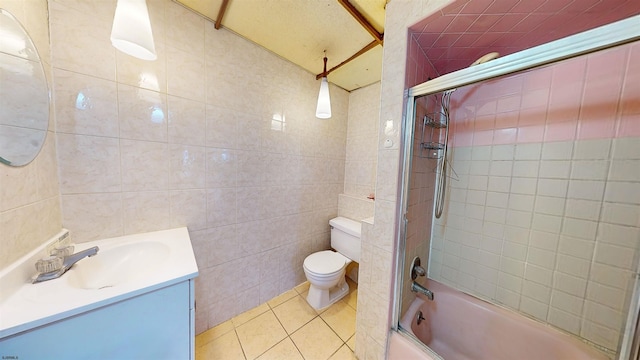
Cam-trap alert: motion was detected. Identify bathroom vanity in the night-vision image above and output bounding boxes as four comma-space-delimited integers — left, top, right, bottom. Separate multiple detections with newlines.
0, 228, 199, 360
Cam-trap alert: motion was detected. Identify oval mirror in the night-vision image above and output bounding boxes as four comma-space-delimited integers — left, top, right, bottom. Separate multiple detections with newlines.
0, 8, 49, 167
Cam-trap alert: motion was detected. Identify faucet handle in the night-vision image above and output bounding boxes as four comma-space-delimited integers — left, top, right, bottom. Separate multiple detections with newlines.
35, 255, 63, 273
50, 244, 75, 258
410, 256, 426, 280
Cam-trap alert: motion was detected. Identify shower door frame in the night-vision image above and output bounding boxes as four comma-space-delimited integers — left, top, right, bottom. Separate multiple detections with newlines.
392, 14, 640, 360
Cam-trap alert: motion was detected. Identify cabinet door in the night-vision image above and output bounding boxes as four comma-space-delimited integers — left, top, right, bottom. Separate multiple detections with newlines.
0, 282, 190, 360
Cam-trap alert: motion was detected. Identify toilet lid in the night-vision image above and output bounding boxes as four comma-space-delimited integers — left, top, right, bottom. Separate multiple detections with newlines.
304, 251, 346, 274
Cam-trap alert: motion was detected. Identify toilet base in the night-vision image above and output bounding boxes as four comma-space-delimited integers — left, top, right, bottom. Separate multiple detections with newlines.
306, 277, 350, 310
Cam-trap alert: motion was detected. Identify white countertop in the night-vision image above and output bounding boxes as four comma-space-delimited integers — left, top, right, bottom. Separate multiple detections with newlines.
0, 227, 198, 339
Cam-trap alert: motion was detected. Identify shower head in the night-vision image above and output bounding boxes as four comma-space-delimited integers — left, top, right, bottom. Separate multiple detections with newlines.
470, 52, 500, 67
441, 53, 499, 96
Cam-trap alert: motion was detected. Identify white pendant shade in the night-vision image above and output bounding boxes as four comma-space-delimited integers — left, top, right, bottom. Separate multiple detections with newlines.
315, 77, 331, 119
111, 0, 157, 61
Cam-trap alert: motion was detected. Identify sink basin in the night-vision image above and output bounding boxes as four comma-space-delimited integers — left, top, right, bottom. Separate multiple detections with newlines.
66, 241, 170, 290
1, 227, 198, 340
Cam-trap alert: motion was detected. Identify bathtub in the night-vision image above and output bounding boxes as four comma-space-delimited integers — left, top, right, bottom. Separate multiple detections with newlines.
391, 279, 609, 360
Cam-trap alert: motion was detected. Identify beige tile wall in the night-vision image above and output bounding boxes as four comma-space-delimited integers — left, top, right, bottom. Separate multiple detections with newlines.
1, 0, 455, 354
47, 0, 351, 334
344, 82, 380, 199
339, 82, 380, 220
431, 138, 640, 353
0, 0, 62, 269
354, 1, 453, 359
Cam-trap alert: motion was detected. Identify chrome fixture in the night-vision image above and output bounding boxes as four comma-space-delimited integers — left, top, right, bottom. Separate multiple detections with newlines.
416, 310, 426, 325
33, 246, 99, 283
434, 89, 453, 219
410, 256, 426, 280
411, 281, 434, 301
410, 256, 433, 300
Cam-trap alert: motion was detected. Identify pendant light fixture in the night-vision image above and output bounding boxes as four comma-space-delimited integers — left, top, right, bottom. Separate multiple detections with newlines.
315, 51, 331, 119
110, 0, 157, 61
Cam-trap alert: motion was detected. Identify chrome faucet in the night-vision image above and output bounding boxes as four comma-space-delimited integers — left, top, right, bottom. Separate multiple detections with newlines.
411, 281, 434, 301
409, 256, 433, 300
33, 246, 99, 283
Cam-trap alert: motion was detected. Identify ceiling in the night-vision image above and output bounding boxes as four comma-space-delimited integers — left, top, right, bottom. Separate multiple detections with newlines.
177, 0, 387, 92
411, 0, 640, 75
176, 0, 640, 92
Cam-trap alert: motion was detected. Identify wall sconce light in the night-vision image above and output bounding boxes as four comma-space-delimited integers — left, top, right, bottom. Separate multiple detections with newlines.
110, 0, 157, 61
315, 52, 331, 119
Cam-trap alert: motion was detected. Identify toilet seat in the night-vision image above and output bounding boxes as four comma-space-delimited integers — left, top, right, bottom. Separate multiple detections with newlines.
303, 251, 347, 276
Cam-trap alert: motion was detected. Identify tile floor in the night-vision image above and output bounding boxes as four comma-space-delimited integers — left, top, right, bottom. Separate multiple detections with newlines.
196, 281, 358, 360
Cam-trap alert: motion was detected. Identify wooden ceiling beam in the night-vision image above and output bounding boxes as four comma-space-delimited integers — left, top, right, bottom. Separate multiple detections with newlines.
214, 0, 230, 30
315, 0, 384, 81
316, 40, 379, 79
337, 0, 383, 44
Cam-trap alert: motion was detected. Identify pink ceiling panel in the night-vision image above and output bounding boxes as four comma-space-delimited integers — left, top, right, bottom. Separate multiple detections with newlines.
491, 33, 525, 48
484, 0, 519, 15
536, 14, 578, 32
432, 33, 463, 48
509, 14, 548, 32
588, 0, 621, 14
486, 14, 521, 32
444, 15, 478, 32
409, 0, 640, 76
458, 0, 496, 15
467, 15, 503, 32
453, 33, 485, 47
411, 14, 454, 33
536, 0, 574, 13
441, 1, 469, 16
563, 0, 601, 13
467, 34, 497, 49
509, 0, 547, 13
415, 33, 440, 49
425, 47, 446, 61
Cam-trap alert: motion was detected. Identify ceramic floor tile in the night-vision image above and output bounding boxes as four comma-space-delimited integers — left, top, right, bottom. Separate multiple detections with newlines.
290, 317, 343, 360
232, 302, 271, 328
196, 330, 245, 360
343, 289, 358, 310
346, 335, 355, 352
267, 289, 298, 309
273, 295, 318, 334
236, 311, 287, 360
299, 289, 324, 315
256, 338, 304, 360
320, 301, 357, 341
196, 320, 234, 348
328, 344, 357, 360
294, 281, 310, 294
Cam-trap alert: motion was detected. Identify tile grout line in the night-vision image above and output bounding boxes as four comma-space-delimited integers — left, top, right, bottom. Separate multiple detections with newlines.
233, 328, 249, 360
196, 284, 357, 359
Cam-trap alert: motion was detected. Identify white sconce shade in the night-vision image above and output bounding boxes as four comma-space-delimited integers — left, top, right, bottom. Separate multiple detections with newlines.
315, 77, 331, 119
111, 0, 157, 61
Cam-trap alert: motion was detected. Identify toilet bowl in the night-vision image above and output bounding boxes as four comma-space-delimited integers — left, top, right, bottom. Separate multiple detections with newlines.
303, 217, 361, 310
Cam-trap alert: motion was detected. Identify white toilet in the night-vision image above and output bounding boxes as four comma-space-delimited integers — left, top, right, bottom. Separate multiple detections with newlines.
303, 216, 361, 310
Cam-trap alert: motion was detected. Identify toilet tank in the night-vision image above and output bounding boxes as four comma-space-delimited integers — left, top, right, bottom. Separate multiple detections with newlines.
329, 217, 361, 263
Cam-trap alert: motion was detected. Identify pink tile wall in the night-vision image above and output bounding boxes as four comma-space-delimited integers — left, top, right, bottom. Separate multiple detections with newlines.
406, 35, 440, 88
448, 41, 640, 147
